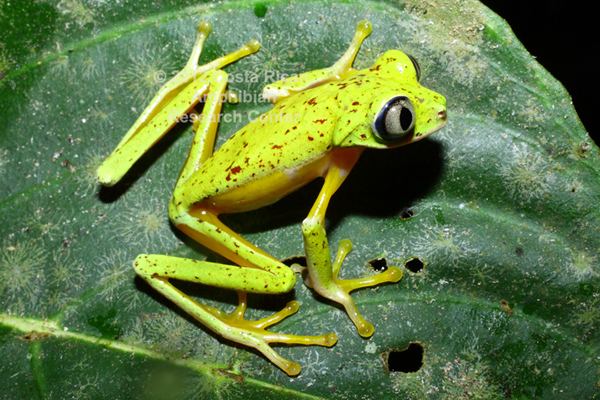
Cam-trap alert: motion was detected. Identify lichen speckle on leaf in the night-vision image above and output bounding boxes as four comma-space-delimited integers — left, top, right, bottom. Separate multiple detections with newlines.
0, 239, 46, 312
119, 44, 177, 106
24, 206, 65, 244
568, 250, 597, 280
500, 144, 555, 202
404, 0, 488, 87
80, 52, 106, 81
516, 97, 547, 125
57, 0, 96, 27
112, 197, 175, 251
407, 222, 475, 267
46, 249, 85, 310
88, 103, 114, 131
49, 53, 73, 81
95, 250, 132, 302
242, 30, 304, 87
74, 151, 104, 196
125, 312, 204, 357
440, 359, 503, 399
390, 370, 429, 399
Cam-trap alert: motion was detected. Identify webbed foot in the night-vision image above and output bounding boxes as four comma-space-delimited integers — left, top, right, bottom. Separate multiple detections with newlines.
306, 239, 403, 337
205, 292, 337, 375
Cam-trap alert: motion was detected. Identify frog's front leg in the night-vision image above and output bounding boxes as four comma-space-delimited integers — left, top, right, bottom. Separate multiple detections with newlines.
302, 149, 403, 337
262, 19, 371, 102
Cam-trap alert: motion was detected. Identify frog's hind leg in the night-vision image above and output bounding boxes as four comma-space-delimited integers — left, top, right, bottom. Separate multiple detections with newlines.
262, 19, 372, 102
134, 254, 336, 375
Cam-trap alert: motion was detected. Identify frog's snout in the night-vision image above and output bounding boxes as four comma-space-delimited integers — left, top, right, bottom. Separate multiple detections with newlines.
437, 109, 447, 121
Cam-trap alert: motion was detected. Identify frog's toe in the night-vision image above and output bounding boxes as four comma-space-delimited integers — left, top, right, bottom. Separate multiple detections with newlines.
339, 266, 403, 293
253, 300, 300, 329
263, 330, 338, 347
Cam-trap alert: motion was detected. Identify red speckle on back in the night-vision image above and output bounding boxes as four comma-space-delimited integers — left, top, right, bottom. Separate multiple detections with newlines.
307, 97, 317, 106
313, 119, 327, 124
307, 136, 314, 141
231, 166, 242, 174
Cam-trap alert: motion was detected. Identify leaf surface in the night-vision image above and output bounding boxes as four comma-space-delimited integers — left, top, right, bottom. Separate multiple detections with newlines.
0, 0, 598, 398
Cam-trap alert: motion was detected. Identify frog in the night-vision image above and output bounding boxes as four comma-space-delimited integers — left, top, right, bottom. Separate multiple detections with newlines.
97, 19, 447, 376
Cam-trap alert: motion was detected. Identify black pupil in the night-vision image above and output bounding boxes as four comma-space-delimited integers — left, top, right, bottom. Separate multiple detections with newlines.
399, 105, 413, 131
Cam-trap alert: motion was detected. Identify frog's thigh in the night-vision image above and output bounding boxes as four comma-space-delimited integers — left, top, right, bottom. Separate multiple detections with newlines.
133, 253, 286, 294
262, 20, 372, 102
168, 204, 296, 293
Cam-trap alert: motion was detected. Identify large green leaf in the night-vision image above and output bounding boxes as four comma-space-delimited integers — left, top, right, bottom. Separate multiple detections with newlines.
1, 0, 598, 398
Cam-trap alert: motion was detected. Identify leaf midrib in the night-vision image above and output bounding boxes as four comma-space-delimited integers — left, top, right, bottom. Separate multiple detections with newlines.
0, 313, 328, 399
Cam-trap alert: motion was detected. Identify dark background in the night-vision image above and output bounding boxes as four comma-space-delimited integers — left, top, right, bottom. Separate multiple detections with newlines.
481, 0, 598, 145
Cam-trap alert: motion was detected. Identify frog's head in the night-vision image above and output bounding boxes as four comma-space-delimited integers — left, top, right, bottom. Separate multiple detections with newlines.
337, 50, 447, 149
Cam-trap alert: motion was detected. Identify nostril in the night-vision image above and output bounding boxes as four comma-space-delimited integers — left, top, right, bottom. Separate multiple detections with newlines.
437, 110, 447, 120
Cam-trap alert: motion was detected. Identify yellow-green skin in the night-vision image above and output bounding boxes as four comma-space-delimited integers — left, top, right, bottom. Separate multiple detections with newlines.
96, 20, 447, 376
177, 51, 446, 213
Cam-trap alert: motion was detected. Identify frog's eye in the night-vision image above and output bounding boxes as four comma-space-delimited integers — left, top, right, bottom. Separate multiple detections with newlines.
373, 96, 415, 142
407, 54, 421, 81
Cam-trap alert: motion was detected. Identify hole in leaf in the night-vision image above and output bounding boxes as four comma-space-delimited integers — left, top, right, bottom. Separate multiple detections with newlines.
282, 255, 306, 267
400, 207, 414, 219
368, 258, 388, 271
404, 257, 424, 273
254, 3, 268, 17
515, 246, 524, 257
385, 342, 424, 373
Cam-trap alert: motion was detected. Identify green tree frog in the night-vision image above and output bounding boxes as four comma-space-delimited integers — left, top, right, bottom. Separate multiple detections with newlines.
97, 20, 447, 375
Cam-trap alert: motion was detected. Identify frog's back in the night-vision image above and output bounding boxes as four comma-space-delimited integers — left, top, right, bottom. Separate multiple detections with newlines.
182, 84, 343, 211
